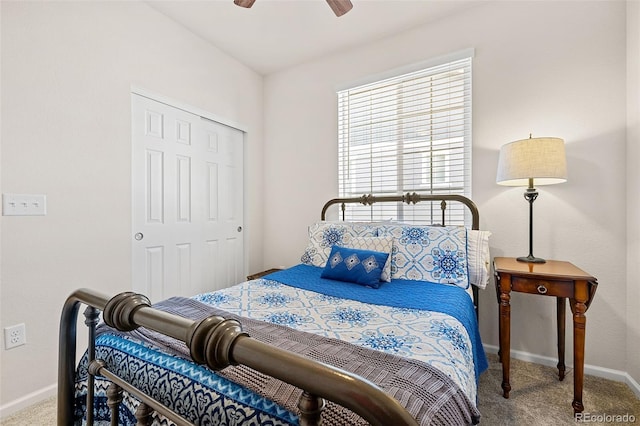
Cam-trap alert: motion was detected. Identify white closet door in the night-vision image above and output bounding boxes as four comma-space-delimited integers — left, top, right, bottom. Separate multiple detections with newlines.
132, 94, 244, 302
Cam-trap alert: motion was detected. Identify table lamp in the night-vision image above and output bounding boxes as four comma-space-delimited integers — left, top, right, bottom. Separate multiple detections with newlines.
496, 135, 567, 263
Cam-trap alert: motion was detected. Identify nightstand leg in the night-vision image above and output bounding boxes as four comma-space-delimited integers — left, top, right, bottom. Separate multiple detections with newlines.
499, 291, 511, 398
557, 297, 566, 381
497, 300, 502, 361
572, 282, 589, 414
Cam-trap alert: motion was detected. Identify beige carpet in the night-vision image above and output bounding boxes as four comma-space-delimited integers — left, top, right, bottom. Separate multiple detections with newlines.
2, 354, 639, 425
479, 354, 640, 425
1, 395, 57, 426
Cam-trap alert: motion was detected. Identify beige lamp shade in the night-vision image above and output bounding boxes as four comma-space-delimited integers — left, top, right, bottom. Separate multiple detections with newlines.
496, 137, 568, 186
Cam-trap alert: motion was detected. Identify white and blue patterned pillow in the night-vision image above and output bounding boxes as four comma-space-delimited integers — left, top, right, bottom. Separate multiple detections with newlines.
320, 246, 389, 288
300, 222, 377, 268
342, 236, 394, 282
377, 224, 469, 288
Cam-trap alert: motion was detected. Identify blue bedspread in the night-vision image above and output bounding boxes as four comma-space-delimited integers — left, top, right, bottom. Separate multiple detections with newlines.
265, 264, 488, 381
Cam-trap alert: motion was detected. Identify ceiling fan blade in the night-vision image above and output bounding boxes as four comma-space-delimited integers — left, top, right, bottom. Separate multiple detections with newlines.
326, 0, 353, 17
234, 0, 256, 8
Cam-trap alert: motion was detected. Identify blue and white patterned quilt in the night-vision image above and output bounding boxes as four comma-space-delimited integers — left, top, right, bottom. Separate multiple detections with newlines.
75, 264, 487, 425
194, 264, 487, 404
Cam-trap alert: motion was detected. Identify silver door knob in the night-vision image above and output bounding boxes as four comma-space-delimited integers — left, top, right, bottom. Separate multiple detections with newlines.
237, 226, 242, 232
134, 233, 144, 241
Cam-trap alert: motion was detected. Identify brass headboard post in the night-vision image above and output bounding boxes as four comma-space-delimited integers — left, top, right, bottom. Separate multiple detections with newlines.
320, 193, 481, 317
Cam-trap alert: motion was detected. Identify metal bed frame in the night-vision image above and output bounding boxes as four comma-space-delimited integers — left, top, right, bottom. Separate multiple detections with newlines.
58, 192, 480, 426
321, 192, 479, 230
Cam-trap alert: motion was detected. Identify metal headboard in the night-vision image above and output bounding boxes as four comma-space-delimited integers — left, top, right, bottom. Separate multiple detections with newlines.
321, 192, 479, 230
320, 192, 480, 316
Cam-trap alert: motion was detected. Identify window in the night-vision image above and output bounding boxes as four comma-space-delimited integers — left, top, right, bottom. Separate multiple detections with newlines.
337, 55, 472, 225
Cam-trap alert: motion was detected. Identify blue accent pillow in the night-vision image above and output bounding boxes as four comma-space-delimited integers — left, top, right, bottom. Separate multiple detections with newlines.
320, 245, 389, 288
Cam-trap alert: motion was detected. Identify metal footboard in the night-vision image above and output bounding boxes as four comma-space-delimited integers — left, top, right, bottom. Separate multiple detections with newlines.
58, 289, 419, 426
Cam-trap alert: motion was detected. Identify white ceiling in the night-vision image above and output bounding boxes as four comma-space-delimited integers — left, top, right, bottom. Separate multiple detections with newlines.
147, 0, 481, 75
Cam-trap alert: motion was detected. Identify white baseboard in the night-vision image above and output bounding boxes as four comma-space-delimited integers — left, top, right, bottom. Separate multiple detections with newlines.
624, 372, 640, 399
484, 344, 640, 398
0, 383, 56, 420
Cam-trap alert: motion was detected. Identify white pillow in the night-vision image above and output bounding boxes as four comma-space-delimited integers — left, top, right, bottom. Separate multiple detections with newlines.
467, 230, 491, 289
342, 236, 394, 282
300, 221, 377, 268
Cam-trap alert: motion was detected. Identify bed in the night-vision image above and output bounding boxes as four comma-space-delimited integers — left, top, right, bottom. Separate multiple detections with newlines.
58, 193, 490, 426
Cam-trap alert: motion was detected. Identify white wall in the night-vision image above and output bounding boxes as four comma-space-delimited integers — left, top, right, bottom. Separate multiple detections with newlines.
0, 1, 265, 413
1, 0, 636, 415
264, 0, 630, 377
627, 0, 640, 389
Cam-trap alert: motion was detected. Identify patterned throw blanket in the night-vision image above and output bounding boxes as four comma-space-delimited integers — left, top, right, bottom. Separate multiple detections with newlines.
96, 297, 481, 425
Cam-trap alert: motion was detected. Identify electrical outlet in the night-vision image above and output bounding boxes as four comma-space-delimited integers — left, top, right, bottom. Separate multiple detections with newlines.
4, 323, 26, 349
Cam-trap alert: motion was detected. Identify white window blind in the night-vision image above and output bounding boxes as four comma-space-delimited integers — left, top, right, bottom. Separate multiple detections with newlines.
337, 56, 472, 225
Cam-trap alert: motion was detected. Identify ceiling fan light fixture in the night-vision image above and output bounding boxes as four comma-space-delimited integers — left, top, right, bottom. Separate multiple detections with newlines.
234, 0, 256, 8
326, 0, 353, 17
233, 0, 352, 16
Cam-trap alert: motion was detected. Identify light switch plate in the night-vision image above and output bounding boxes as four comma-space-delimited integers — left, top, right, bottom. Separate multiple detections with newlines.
2, 194, 47, 216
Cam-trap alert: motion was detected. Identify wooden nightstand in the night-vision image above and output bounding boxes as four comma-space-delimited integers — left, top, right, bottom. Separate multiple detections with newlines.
247, 268, 283, 281
493, 257, 598, 414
